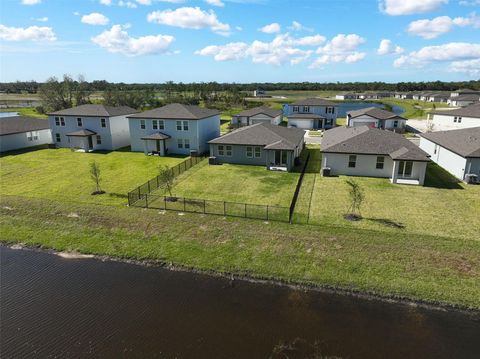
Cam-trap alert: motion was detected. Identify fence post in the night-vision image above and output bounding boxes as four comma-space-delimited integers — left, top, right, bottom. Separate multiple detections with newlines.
138, 187, 141, 198
245, 203, 247, 218
223, 201, 226, 216
184, 197, 186, 212
164, 195, 167, 210
148, 181, 150, 193
266, 205, 269, 221
145, 194, 148, 208
156, 176, 159, 188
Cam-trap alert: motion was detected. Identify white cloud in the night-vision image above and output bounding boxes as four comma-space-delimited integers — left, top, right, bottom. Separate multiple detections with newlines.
21, 0, 41, 5
81, 13, 110, 26
147, 7, 230, 35
195, 42, 248, 61
377, 39, 404, 55
259, 22, 281, 34
448, 59, 480, 75
459, 0, 480, 5
311, 33, 366, 67
35, 16, 49, 22
100, 0, 112, 5
0, 24, 56, 41
407, 14, 480, 39
293, 35, 326, 46
379, 0, 448, 16
394, 42, 480, 67
119, 1, 137, 8
92, 24, 175, 56
288, 21, 313, 32
205, 0, 224, 7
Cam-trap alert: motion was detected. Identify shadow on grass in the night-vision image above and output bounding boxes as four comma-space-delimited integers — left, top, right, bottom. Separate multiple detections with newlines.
366, 218, 406, 229
424, 163, 464, 190
293, 148, 322, 173
0, 144, 50, 157
108, 193, 128, 199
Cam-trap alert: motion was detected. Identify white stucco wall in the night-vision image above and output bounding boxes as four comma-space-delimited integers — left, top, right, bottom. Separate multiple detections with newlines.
431, 114, 479, 131
0, 128, 52, 152
109, 115, 131, 149
322, 153, 393, 178
419, 137, 468, 180
348, 114, 406, 130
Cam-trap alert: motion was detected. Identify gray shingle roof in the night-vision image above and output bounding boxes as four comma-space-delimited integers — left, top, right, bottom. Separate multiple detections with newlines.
233, 106, 281, 118
421, 127, 480, 158
322, 126, 430, 162
429, 103, 480, 118
209, 123, 304, 150
347, 107, 406, 121
291, 98, 337, 106
141, 132, 171, 140
288, 113, 325, 119
449, 94, 480, 102
48, 104, 138, 117
128, 103, 220, 120
0, 116, 50, 136
66, 129, 97, 137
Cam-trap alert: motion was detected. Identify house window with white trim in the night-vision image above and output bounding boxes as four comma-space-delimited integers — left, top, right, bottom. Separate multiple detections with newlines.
454, 117, 457, 123
218, 145, 224, 156
26, 132, 33, 141
140, 120, 146, 129
393, 120, 399, 128
246, 146, 253, 158
254, 146, 261, 158
60, 117, 65, 126
158, 120, 164, 130
398, 161, 413, 178
376, 156, 385, 169
458, 117, 462, 123
434, 145, 438, 154
292, 106, 299, 113
100, 118, 106, 128
183, 121, 189, 131
184, 139, 190, 149
302, 106, 310, 113
348, 155, 356, 168
225, 145, 232, 156
176, 121, 182, 131
96, 135, 102, 145
77, 118, 82, 127
55, 117, 60, 126
55, 133, 61, 142
152, 120, 158, 130
177, 139, 183, 149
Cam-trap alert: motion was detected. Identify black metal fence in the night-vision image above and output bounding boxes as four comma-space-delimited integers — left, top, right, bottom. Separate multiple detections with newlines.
128, 155, 206, 206
133, 194, 290, 222
289, 153, 311, 223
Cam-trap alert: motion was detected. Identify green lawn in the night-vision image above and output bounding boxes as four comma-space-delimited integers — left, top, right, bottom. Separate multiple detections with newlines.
0, 107, 47, 119
0, 148, 184, 206
306, 158, 480, 242
373, 98, 450, 119
152, 160, 299, 207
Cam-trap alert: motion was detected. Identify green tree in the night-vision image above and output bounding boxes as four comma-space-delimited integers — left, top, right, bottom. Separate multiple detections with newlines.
345, 179, 364, 217
90, 161, 103, 194
158, 165, 175, 196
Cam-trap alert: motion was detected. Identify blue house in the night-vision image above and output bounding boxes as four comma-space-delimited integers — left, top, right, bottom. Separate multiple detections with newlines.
128, 103, 220, 156
286, 98, 338, 130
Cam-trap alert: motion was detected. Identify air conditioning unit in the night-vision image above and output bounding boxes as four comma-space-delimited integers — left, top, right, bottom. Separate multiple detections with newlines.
465, 173, 479, 184
322, 167, 331, 176
190, 150, 198, 157
208, 156, 217, 165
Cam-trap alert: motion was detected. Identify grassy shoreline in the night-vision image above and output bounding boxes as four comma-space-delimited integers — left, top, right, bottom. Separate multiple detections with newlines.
2, 195, 479, 310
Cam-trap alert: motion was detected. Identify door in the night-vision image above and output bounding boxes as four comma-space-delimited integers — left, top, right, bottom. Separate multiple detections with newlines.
397, 161, 413, 178
87, 136, 93, 150
275, 150, 288, 166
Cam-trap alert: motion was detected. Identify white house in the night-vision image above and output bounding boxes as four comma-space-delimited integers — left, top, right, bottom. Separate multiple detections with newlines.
321, 126, 430, 185
231, 106, 282, 127
286, 98, 338, 130
450, 88, 480, 98
420, 127, 480, 183
48, 104, 137, 151
0, 116, 52, 152
447, 94, 480, 107
346, 107, 407, 132
335, 93, 358, 100
128, 103, 220, 156
427, 103, 480, 131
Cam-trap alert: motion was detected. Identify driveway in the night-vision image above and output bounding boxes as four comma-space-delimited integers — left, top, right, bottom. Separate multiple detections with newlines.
304, 131, 322, 145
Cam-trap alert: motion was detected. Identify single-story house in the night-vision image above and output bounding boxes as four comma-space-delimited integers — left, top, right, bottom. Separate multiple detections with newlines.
321, 126, 430, 185
48, 104, 137, 151
208, 122, 305, 172
420, 127, 480, 182
128, 103, 220, 156
0, 116, 52, 152
447, 94, 480, 107
335, 93, 358, 100
286, 98, 338, 130
450, 89, 480, 98
346, 107, 407, 132
231, 106, 282, 127
427, 103, 480, 131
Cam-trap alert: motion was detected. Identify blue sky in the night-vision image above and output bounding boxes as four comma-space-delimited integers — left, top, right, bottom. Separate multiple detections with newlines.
0, 0, 479, 83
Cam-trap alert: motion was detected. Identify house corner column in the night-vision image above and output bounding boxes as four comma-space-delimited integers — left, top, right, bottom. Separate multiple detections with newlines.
391, 160, 398, 183
160, 141, 165, 156
143, 140, 148, 155
418, 162, 427, 186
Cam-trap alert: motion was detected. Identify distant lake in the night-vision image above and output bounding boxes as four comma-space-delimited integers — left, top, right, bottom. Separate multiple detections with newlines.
0, 112, 19, 118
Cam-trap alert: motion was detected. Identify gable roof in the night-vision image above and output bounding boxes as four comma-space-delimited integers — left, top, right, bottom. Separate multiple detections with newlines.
48, 104, 138, 117
0, 116, 50, 136
209, 122, 304, 150
347, 107, 406, 121
430, 103, 480, 118
449, 94, 480, 102
322, 126, 430, 162
288, 113, 325, 119
128, 103, 219, 120
233, 106, 281, 118
291, 98, 337, 107
421, 127, 480, 158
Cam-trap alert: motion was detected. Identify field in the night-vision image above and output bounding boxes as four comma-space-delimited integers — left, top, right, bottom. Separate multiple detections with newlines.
371, 98, 450, 119
0, 148, 184, 206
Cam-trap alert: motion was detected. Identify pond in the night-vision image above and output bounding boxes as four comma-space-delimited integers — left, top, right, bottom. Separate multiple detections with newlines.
336, 101, 404, 117
1, 246, 479, 358
0, 112, 19, 118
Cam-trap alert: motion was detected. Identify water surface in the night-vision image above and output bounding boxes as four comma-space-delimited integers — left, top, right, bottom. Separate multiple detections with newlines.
1, 246, 478, 358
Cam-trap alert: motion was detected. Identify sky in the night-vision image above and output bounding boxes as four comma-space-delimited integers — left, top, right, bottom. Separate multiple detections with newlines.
0, 0, 479, 83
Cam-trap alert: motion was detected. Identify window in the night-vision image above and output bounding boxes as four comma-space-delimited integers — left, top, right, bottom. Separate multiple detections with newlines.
158, 120, 164, 130
152, 120, 158, 130
183, 121, 189, 131
177, 139, 183, 149
176, 121, 182, 131
96, 135, 102, 145
55, 117, 60, 126
331, 107, 335, 114
184, 139, 190, 149
60, 117, 65, 126
55, 133, 61, 142
398, 161, 413, 178
246, 146, 253, 158
454, 117, 457, 123
33, 131, 38, 140
348, 155, 356, 168
140, 120, 146, 129
434, 145, 438, 154
100, 118, 106, 128
225, 145, 232, 156
302, 106, 310, 113
218, 145, 224, 156
254, 146, 261, 158
27, 132, 33, 141
292, 106, 299, 113
393, 120, 399, 128
77, 118, 82, 127
376, 156, 385, 169
458, 117, 462, 123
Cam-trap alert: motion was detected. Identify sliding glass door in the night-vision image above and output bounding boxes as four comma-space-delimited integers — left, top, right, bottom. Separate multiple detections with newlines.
397, 161, 413, 178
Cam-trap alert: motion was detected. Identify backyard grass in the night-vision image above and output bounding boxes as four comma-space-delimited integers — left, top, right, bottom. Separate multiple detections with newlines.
2, 195, 479, 309
0, 107, 47, 119
373, 98, 450, 119
0, 148, 184, 206
151, 160, 300, 207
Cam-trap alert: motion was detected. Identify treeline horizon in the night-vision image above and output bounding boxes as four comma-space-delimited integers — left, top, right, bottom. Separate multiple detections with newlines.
1, 79, 479, 94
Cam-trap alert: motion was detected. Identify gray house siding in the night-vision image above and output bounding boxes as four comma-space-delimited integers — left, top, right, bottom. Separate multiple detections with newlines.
287, 105, 337, 129
0, 128, 52, 152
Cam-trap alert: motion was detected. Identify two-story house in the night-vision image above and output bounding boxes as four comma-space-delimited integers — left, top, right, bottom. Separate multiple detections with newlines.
48, 104, 137, 151
286, 98, 338, 130
127, 103, 220, 156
